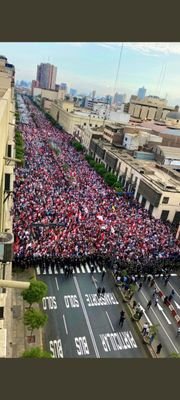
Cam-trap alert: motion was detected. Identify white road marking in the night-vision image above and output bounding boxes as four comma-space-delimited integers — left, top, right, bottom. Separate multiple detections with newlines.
43, 268, 47, 275
86, 264, 91, 273
63, 314, 68, 335
73, 277, 100, 358
139, 304, 152, 326
157, 303, 172, 325
105, 311, 115, 332
103, 267, 106, 272
55, 277, 59, 291
60, 268, 64, 274
174, 300, 180, 310
36, 266, 40, 275
80, 264, 86, 273
48, 266, 52, 274
97, 266, 101, 273
140, 290, 179, 353
168, 282, 180, 300
54, 266, 58, 274
76, 267, 81, 274
92, 275, 98, 289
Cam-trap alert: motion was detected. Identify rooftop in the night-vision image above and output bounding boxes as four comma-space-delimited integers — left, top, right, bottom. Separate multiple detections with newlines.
103, 146, 180, 193
157, 146, 180, 159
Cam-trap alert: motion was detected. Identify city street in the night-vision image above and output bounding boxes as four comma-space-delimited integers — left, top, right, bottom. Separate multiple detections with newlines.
36, 265, 147, 358
133, 275, 180, 357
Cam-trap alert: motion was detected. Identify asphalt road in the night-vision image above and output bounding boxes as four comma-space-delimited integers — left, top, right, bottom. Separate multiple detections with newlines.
36, 264, 147, 358
133, 275, 180, 357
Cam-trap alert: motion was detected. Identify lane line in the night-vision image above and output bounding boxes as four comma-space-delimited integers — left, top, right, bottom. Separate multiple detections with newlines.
55, 277, 59, 291
105, 311, 115, 332
168, 282, 180, 300
63, 314, 68, 335
73, 276, 100, 358
140, 290, 179, 353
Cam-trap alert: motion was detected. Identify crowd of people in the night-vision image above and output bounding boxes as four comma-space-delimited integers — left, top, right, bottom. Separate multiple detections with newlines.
12, 96, 180, 272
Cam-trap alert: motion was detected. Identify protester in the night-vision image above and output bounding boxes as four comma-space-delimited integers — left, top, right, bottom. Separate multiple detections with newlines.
12, 97, 180, 271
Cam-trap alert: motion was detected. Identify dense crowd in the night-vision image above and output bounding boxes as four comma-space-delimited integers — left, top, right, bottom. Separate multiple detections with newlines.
12, 96, 180, 272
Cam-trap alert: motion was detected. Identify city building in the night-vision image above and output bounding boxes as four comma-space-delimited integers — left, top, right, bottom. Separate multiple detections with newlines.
0, 55, 16, 357
31, 79, 39, 95
165, 108, 180, 129
137, 86, 146, 100
59, 83, 67, 91
73, 125, 103, 150
123, 129, 162, 151
50, 100, 109, 135
36, 63, 57, 90
154, 145, 180, 168
127, 95, 174, 121
88, 141, 180, 224
113, 92, 126, 105
70, 88, 77, 97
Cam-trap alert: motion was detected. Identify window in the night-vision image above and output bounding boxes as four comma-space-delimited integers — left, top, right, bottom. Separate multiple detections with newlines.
5, 173, 11, 191
7, 144, 12, 158
162, 197, 169, 204
0, 307, 4, 319
161, 210, 169, 222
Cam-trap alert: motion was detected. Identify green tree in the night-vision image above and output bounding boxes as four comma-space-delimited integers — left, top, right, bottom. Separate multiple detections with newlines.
21, 279, 48, 308
22, 347, 52, 359
24, 308, 48, 337
104, 172, 117, 187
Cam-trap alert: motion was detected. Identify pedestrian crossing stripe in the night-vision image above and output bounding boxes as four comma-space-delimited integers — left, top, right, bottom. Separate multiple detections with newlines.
36, 264, 106, 276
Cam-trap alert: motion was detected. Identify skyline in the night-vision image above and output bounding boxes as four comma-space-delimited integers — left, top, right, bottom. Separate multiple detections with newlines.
1, 42, 180, 104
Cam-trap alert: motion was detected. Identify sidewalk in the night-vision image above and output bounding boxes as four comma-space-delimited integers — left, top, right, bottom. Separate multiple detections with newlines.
12, 268, 43, 358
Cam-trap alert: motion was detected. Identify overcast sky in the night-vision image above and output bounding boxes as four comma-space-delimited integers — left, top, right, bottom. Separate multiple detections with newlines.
1, 42, 180, 105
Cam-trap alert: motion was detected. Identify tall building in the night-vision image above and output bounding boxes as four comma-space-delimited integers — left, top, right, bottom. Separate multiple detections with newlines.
70, 88, 77, 97
31, 80, 39, 95
0, 55, 15, 357
60, 83, 67, 91
36, 63, 57, 90
137, 87, 146, 100
113, 92, 126, 105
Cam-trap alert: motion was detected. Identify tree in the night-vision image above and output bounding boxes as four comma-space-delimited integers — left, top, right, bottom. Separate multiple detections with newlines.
104, 172, 117, 187
22, 347, 52, 359
24, 308, 48, 337
21, 279, 48, 308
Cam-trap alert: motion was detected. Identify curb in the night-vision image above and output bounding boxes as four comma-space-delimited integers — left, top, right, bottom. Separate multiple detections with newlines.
33, 270, 44, 350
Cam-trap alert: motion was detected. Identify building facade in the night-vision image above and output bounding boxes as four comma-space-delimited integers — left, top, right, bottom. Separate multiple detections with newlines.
88, 141, 180, 224
50, 101, 108, 134
137, 87, 146, 100
0, 56, 15, 357
127, 96, 174, 121
36, 63, 57, 90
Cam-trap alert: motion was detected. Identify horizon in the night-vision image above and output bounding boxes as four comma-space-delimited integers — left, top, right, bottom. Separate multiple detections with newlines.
1, 42, 180, 106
